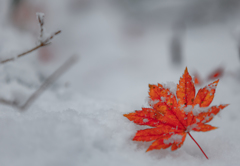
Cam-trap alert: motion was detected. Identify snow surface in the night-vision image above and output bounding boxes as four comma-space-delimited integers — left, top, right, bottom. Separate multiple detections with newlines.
164, 134, 183, 144
0, 0, 240, 166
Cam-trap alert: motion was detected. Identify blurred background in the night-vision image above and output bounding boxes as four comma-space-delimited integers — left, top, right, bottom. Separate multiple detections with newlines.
0, 0, 240, 107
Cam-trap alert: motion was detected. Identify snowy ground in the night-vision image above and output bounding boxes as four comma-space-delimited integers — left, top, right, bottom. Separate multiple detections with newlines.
0, 0, 240, 166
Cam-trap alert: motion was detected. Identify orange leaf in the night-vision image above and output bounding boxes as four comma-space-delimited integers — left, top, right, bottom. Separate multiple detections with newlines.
124, 67, 228, 159
194, 80, 219, 107
133, 127, 181, 142
194, 104, 229, 123
177, 67, 195, 106
192, 123, 217, 132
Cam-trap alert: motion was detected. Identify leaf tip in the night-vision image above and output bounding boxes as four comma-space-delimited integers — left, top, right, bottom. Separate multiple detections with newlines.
146, 148, 151, 152
184, 67, 189, 74
123, 113, 129, 118
222, 104, 229, 109
148, 84, 153, 89
214, 79, 220, 85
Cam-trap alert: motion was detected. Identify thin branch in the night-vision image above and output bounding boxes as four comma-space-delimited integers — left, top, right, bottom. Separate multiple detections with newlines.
0, 98, 16, 106
41, 30, 61, 45
0, 54, 79, 111
20, 55, 78, 110
0, 13, 61, 64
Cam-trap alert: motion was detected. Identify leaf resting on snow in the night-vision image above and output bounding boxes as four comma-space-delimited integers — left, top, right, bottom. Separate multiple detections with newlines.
124, 67, 228, 156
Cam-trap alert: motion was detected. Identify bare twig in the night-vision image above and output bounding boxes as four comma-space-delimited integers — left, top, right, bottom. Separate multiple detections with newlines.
37, 13, 44, 39
0, 13, 61, 64
0, 98, 16, 106
0, 55, 79, 110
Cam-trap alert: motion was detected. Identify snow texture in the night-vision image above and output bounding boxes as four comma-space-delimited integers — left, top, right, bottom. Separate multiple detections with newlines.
0, 0, 239, 166
183, 104, 209, 116
164, 134, 183, 144
162, 82, 177, 96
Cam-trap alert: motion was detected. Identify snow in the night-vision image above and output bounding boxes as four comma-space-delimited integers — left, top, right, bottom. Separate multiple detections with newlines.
149, 99, 159, 107
183, 104, 209, 116
143, 118, 149, 122
162, 82, 177, 96
164, 134, 183, 144
161, 96, 166, 102
36, 12, 44, 21
0, 0, 239, 166
186, 123, 199, 133
192, 104, 209, 116
183, 105, 193, 114
0, 81, 34, 106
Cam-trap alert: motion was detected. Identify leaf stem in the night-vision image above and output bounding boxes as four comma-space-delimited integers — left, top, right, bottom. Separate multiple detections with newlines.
187, 132, 209, 159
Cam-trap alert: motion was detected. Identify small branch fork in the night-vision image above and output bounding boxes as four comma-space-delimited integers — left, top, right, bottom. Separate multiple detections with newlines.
0, 54, 78, 111
0, 13, 78, 110
0, 13, 61, 64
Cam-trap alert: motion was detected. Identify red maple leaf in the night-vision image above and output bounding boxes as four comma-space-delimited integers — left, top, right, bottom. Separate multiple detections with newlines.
124, 67, 228, 159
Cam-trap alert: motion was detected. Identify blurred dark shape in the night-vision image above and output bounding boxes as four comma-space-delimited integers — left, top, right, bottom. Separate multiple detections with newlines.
9, 0, 44, 32
11, 0, 22, 8
233, 30, 240, 61
178, 0, 240, 26
193, 66, 224, 86
169, 24, 185, 65
169, 33, 182, 65
112, 0, 240, 28
238, 46, 240, 61
10, 0, 31, 30
122, 21, 146, 39
38, 45, 54, 63
68, 0, 94, 13
207, 66, 224, 81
